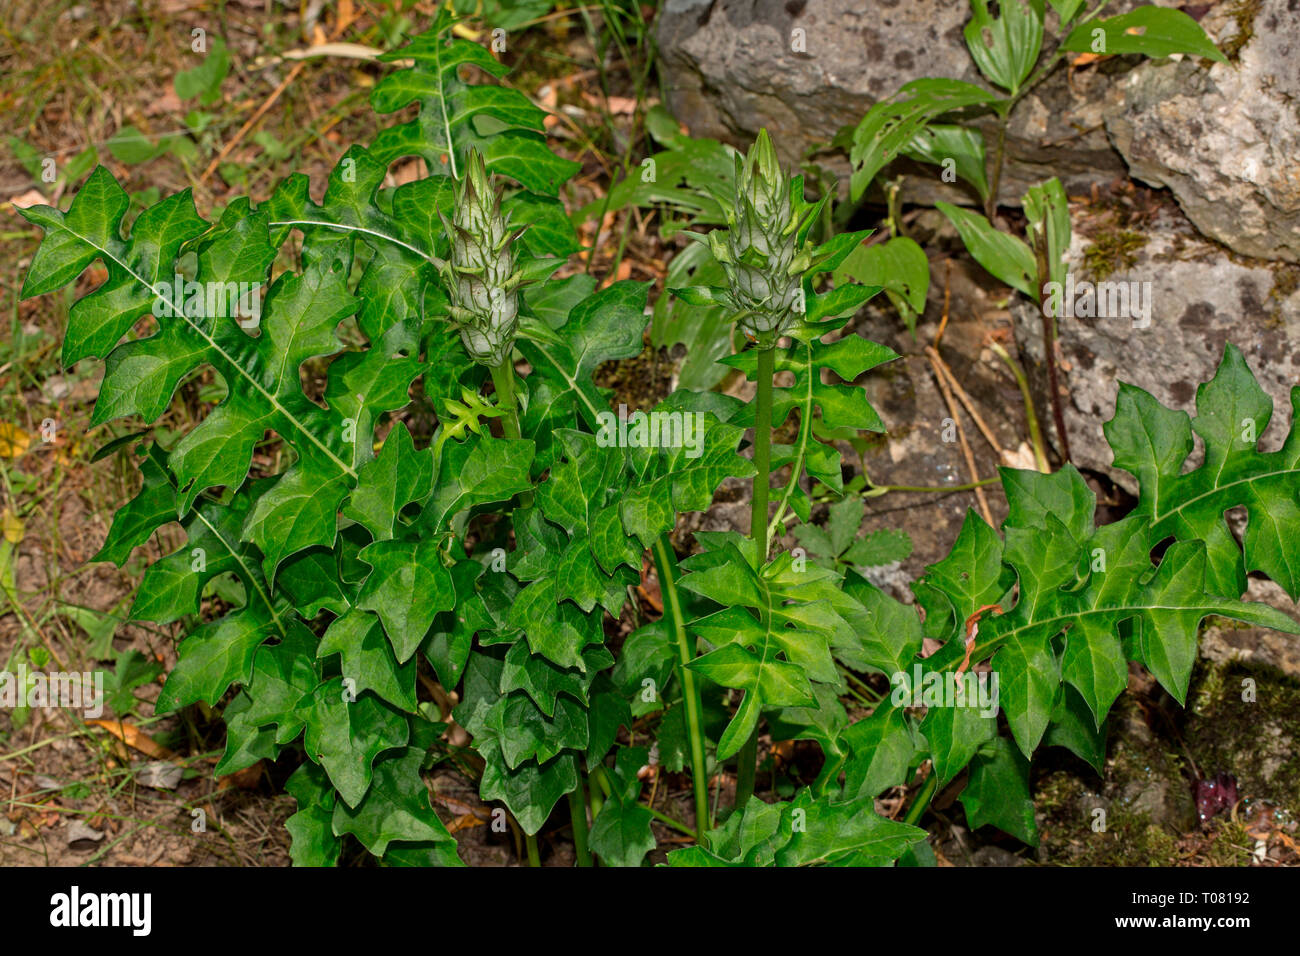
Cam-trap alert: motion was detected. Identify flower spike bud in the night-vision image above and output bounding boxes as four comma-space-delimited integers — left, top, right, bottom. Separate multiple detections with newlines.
721, 129, 803, 350
441, 150, 523, 367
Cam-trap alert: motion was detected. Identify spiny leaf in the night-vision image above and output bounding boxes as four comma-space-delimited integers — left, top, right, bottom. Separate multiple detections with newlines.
356, 537, 457, 663
619, 409, 755, 548
305, 679, 410, 807
1105, 344, 1300, 600
369, 10, 580, 195
680, 536, 858, 759
959, 736, 1039, 845
331, 745, 459, 859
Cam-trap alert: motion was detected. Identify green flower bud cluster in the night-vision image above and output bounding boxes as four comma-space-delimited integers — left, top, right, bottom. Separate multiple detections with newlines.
440, 151, 525, 367
710, 129, 816, 350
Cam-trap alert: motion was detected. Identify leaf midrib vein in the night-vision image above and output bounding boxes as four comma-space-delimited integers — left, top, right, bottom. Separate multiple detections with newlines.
69, 225, 358, 481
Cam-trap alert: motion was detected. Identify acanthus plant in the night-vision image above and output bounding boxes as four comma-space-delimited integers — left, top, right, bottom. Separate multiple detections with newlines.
18, 11, 1300, 867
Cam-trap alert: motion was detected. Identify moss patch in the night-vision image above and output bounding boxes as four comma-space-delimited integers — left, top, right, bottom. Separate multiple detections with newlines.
1082, 229, 1149, 281
1220, 0, 1262, 63
1186, 658, 1300, 813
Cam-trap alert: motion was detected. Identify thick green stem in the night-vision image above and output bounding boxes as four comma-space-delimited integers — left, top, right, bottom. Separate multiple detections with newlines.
525, 833, 541, 867
735, 346, 776, 810
766, 344, 812, 544
902, 771, 939, 827
490, 357, 534, 508
751, 347, 775, 562
490, 359, 521, 440
652, 535, 711, 845
568, 779, 592, 867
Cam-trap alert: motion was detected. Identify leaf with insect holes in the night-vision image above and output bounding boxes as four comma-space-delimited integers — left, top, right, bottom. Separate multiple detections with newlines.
1061, 7, 1227, 62
963, 0, 1045, 96
903, 125, 988, 201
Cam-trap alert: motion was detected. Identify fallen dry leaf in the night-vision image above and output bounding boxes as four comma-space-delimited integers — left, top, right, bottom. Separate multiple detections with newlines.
0, 423, 32, 458
217, 761, 264, 791
86, 719, 178, 761
7, 189, 47, 210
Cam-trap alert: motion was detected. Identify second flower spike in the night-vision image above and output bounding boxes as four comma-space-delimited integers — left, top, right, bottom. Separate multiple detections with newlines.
713, 129, 813, 350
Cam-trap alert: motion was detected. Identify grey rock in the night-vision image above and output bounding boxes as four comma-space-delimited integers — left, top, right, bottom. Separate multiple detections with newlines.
1200, 579, 1300, 679
968, 845, 1025, 866
65, 821, 104, 851
1118, 776, 1197, 831
1010, 201, 1300, 488
1103, 0, 1300, 262
657, 0, 1137, 205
